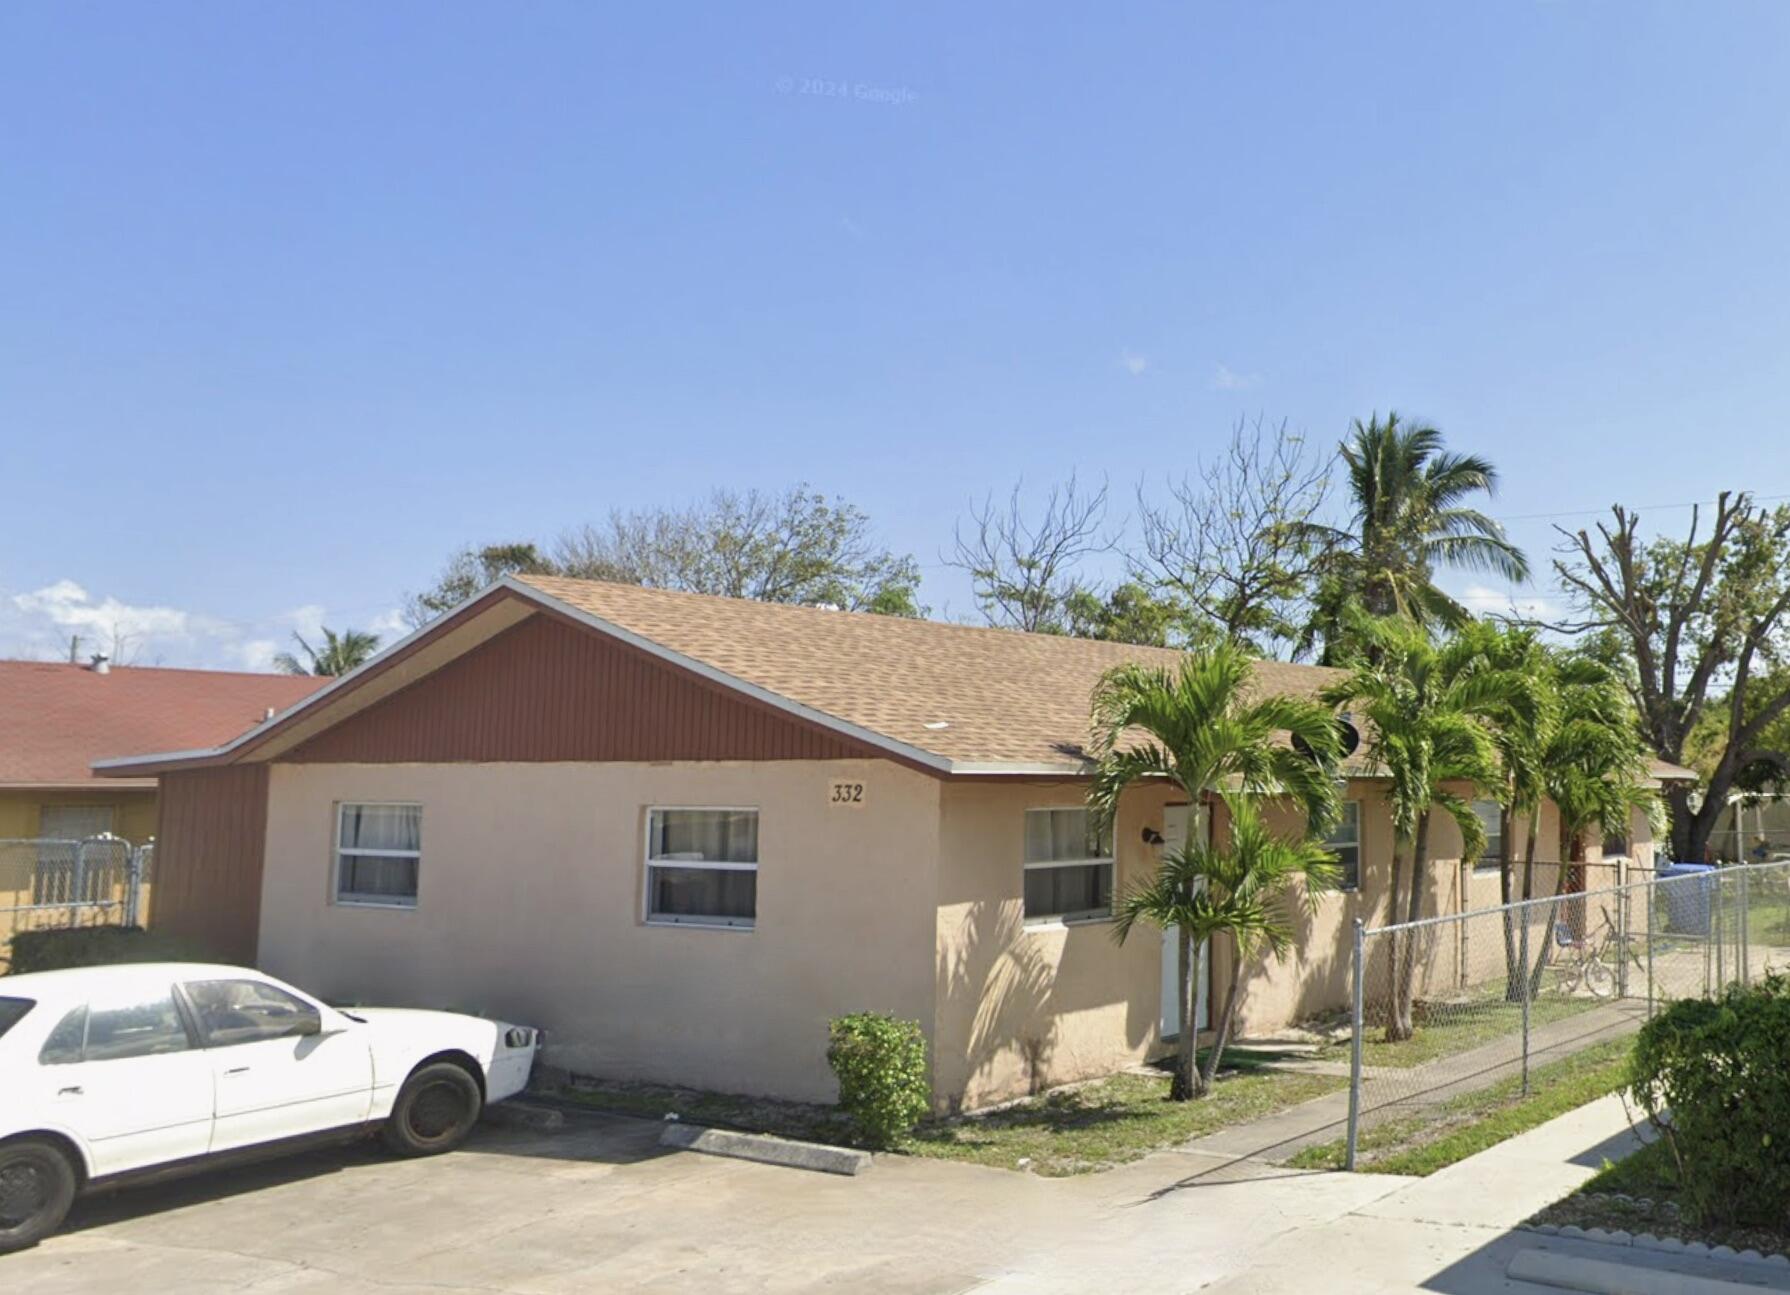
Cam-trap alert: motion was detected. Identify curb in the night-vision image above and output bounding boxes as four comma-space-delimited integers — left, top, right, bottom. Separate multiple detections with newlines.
1509, 1246, 1790, 1294
659, 1123, 871, 1176
1526, 1220, 1790, 1271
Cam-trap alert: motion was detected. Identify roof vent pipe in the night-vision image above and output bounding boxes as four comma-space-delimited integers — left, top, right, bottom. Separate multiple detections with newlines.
89, 654, 110, 675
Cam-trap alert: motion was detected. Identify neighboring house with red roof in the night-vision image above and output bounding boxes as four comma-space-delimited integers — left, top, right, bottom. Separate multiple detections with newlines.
0, 658, 325, 845
97, 576, 1699, 1111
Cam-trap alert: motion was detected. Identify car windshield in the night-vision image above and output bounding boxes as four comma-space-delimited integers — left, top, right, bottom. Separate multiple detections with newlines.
0, 997, 34, 1040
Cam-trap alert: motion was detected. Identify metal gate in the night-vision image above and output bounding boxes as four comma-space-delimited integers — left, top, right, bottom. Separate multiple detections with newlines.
0, 835, 155, 970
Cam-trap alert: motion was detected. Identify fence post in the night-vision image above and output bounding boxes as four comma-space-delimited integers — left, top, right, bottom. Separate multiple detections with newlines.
124, 846, 142, 928
1741, 865, 1751, 986
1646, 881, 1655, 1019
1519, 906, 1531, 1096
1346, 917, 1364, 1172
1617, 865, 1630, 1000
1715, 869, 1726, 990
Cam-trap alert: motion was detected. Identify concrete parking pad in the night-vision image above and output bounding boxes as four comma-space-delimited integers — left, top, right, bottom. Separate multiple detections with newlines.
1, 1096, 1758, 1294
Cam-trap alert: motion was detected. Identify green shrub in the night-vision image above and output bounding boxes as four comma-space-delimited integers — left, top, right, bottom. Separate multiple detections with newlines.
1630, 972, 1790, 1228
826, 1011, 930, 1148
5, 926, 208, 975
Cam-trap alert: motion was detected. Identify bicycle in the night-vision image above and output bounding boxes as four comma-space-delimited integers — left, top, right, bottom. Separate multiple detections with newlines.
1552, 909, 1639, 999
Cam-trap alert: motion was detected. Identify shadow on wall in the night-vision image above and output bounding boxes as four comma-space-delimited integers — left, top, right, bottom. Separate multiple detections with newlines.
936, 900, 1060, 1112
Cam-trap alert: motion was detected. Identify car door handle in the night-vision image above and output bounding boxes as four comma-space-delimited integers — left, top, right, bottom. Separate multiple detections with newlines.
224, 1066, 251, 1076
57, 1085, 83, 1097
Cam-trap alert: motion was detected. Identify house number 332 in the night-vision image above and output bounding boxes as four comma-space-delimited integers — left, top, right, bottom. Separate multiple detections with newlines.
829, 781, 866, 806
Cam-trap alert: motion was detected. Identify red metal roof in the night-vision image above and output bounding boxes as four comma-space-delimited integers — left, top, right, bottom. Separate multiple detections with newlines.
0, 660, 327, 787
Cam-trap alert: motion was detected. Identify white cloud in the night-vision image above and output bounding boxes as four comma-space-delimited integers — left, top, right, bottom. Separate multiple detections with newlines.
1119, 350, 1149, 376
1211, 364, 1261, 391
1457, 583, 1563, 622
0, 579, 408, 672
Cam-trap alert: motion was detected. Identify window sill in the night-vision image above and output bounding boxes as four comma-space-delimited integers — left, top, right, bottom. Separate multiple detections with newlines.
333, 899, 419, 911
643, 918, 755, 933
1023, 913, 1113, 932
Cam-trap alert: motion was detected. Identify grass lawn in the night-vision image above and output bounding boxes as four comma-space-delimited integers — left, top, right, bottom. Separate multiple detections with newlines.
904, 1067, 1342, 1175
1315, 985, 1605, 1070
1290, 1035, 1633, 1175
560, 1059, 1343, 1178
1533, 1140, 1790, 1259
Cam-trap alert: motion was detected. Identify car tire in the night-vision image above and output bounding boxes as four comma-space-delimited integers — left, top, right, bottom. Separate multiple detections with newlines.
382, 1062, 483, 1157
0, 1137, 78, 1253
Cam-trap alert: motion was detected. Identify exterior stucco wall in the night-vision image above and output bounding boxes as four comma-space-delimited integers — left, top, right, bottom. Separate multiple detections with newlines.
933, 779, 1178, 1110
1231, 791, 1658, 1035
257, 759, 940, 1103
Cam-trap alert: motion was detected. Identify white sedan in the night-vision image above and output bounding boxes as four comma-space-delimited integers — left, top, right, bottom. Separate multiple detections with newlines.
0, 961, 540, 1251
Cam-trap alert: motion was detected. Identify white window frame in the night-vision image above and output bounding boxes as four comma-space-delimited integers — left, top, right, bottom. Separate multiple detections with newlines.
1470, 799, 1505, 872
1022, 805, 1115, 927
332, 801, 422, 909
1328, 801, 1362, 891
642, 805, 759, 932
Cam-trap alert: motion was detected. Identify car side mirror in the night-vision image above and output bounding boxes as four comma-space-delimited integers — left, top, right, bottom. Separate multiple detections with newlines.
292, 1013, 324, 1037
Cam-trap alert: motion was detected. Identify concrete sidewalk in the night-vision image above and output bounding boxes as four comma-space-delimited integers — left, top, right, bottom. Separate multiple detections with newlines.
1183, 1000, 1647, 1164
1190, 1092, 1790, 1294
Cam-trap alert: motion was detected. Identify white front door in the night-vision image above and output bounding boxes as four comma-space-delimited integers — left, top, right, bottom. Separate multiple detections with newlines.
1159, 804, 1210, 1040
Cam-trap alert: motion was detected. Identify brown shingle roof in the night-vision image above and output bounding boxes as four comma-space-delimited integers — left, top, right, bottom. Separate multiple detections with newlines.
0, 661, 327, 787
516, 575, 1349, 770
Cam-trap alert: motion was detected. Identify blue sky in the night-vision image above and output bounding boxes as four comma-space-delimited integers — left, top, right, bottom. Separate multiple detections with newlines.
3, 2, 1788, 667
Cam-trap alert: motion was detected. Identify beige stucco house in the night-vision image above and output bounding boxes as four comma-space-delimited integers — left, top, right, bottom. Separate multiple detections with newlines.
97, 576, 1692, 1110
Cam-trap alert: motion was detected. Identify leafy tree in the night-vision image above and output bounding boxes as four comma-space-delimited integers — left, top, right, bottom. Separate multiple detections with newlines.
1136, 415, 1333, 656
1063, 581, 1187, 647
1088, 640, 1340, 1098
557, 485, 924, 614
1553, 493, 1790, 861
1323, 616, 1533, 1039
404, 541, 556, 629
1300, 413, 1528, 662
407, 488, 924, 627
273, 627, 381, 676
1113, 793, 1339, 1094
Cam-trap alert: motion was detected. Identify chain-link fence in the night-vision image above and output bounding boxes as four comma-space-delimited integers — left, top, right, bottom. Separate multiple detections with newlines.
0, 836, 155, 971
1343, 859, 1790, 1169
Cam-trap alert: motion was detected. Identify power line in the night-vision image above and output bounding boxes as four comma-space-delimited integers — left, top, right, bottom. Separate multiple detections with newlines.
1495, 493, 1790, 525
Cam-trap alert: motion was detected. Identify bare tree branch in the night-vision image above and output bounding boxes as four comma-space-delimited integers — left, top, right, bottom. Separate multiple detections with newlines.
947, 475, 1115, 633
1133, 416, 1332, 655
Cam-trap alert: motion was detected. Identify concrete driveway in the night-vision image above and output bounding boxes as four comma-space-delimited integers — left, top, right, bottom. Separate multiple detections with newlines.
6, 1109, 1409, 1293
7, 1097, 1738, 1294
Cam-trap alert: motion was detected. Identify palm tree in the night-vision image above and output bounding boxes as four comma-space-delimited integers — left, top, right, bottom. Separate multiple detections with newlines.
273, 627, 380, 677
1089, 639, 1340, 1099
1300, 413, 1530, 663
1323, 615, 1536, 1039
1114, 793, 1340, 1094
1525, 652, 1652, 992
1457, 622, 1556, 997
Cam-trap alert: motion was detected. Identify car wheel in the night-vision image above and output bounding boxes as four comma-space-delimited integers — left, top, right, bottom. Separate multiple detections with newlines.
0, 1138, 77, 1253
382, 1062, 483, 1157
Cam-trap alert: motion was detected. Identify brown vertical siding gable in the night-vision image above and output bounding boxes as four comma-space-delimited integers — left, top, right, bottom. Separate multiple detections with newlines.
151, 765, 270, 963
282, 611, 888, 765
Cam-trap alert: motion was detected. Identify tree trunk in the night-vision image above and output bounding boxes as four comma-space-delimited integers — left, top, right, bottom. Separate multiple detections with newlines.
1529, 823, 1583, 996
1383, 839, 1409, 1042
1200, 939, 1248, 1091
1389, 811, 1432, 1041
1502, 805, 1526, 1002
1522, 809, 1540, 900
1169, 924, 1205, 1100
